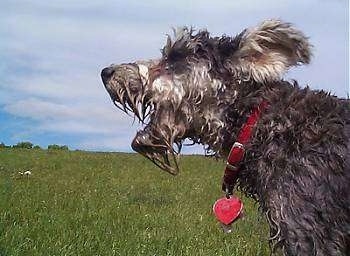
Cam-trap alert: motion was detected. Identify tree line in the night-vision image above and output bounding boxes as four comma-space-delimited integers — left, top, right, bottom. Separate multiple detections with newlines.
0, 142, 69, 150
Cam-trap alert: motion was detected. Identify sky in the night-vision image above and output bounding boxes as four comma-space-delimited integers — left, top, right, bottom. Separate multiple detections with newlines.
0, 0, 349, 153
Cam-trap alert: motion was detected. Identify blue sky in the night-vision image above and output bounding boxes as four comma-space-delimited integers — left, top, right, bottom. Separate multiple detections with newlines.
0, 0, 349, 152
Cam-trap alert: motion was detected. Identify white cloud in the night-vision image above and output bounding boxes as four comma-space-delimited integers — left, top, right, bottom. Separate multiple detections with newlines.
3, 74, 101, 102
4, 97, 141, 134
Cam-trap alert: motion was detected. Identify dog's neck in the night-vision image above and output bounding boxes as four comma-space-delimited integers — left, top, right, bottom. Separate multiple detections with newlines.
219, 80, 290, 157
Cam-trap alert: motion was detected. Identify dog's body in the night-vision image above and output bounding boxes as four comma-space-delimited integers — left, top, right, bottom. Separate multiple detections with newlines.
101, 20, 350, 255
238, 83, 350, 255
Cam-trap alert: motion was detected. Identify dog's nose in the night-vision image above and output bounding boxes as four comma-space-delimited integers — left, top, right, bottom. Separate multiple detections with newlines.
101, 67, 115, 83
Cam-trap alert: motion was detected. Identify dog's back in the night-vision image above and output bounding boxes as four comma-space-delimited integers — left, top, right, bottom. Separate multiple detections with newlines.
338, 98, 350, 254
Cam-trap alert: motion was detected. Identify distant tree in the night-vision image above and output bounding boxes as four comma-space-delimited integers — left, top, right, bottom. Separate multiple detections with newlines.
60, 145, 69, 151
48, 144, 69, 150
13, 141, 33, 149
0, 142, 6, 148
48, 144, 60, 150
33, 145, 42, 149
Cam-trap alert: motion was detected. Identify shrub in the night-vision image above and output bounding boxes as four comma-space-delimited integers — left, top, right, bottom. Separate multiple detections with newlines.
48, 144, 69, 150
60, 145, 69, 151
13, 142, 33, 149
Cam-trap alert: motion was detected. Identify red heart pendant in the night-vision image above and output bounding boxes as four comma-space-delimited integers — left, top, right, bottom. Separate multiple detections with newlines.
213, 196, 243, 225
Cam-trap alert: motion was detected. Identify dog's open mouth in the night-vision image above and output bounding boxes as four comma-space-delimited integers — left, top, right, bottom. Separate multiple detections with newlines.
101, 62, 182, 175
131, 128, 181, 175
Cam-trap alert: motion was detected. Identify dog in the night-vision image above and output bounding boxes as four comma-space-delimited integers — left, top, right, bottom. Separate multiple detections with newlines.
101, 19, 350, 255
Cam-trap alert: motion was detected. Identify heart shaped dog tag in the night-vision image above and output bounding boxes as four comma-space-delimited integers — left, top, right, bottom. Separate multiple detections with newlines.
213, 196, 243, 225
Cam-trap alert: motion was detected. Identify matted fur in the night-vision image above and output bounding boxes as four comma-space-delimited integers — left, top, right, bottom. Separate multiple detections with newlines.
101, 19, 350, 255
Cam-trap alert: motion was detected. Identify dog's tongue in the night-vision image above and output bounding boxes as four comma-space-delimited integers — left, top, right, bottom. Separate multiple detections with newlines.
213, 196, 243, 227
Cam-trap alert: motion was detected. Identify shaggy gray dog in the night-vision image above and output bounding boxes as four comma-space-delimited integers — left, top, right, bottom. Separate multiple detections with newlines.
101, 20, 350, 255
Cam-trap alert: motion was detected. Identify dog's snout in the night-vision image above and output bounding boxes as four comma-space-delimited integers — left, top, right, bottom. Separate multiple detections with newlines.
101, 67, 115, 83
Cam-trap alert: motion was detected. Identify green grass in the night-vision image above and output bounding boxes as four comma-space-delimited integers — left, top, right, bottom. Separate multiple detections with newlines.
0, 149, 269, 256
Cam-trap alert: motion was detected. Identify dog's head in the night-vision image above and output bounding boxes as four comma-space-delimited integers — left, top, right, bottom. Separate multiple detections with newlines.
101, 20, 311, 175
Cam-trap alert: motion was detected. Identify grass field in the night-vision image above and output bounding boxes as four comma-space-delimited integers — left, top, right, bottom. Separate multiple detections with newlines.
0, 149, 270, 256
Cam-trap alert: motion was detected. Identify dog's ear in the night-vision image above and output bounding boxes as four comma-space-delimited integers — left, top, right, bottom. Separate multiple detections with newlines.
223, 20, 312, 83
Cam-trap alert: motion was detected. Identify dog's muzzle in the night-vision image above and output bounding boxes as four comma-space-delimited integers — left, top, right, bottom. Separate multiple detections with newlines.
101, 62, 181, 175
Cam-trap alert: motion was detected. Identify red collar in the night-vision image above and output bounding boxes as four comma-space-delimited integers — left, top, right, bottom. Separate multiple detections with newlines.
222, 100, 269, 196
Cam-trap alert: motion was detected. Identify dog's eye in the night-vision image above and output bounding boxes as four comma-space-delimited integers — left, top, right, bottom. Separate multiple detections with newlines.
164, 63, 173, 71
